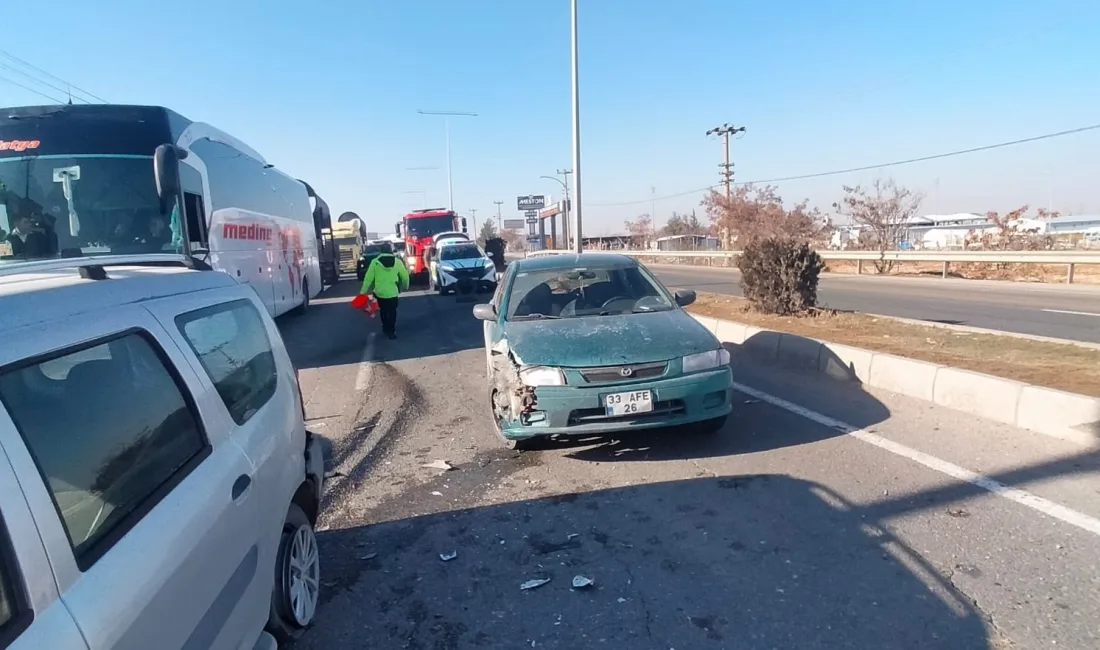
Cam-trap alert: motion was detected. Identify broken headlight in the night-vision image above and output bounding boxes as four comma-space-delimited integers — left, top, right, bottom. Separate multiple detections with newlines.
682, 348, 730, 373
518, 365, 565, 387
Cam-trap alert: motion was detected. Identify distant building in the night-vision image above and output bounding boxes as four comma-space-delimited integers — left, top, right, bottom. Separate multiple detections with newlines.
655, 234, 719, 251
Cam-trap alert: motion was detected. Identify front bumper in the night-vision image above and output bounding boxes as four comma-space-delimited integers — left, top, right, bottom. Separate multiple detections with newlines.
440, 267, 497, 293
500, 366, 733, 439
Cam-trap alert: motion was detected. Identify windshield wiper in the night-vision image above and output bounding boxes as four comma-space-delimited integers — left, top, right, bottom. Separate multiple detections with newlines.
512, 313, 562, 320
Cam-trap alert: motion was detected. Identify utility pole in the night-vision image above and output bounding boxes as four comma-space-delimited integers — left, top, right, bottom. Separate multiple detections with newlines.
570, 0, 583, 254
494, 200, 503, 231
468, 208, 478, 237
706, 123, 746, 200
557, 169, 572, 248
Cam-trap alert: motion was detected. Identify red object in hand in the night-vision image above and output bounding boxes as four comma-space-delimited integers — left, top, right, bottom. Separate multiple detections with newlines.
350, 294, 368, 309
364, 295, 379, 318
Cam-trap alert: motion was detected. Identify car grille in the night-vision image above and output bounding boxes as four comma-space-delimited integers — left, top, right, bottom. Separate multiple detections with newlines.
446, 267, 485, 279
578, 361, 667, 384
567, 399, 686, 426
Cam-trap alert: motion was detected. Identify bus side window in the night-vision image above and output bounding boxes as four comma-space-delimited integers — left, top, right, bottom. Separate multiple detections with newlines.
184, 192, 208, 246
179, 162, 208, 248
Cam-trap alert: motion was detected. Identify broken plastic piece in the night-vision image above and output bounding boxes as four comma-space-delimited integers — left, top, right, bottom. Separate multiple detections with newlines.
423, 460, 454, 471
439, 551, 458, 562
360, 552, 378, 561
566, 533, 579, 540
571, 575, 594, 589
431, 491, 444, 496
520, 578, 551, 591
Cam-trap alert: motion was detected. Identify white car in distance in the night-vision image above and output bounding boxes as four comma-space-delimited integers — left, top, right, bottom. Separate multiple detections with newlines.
429, 240, 499, 296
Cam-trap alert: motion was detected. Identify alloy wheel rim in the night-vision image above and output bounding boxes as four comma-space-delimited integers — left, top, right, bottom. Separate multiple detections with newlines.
287, 524, 320, 625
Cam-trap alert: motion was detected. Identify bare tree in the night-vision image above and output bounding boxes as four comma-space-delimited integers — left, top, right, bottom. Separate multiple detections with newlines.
833, 179, 923, 272
985, 205, 1052, 251
624, 214, 654, 249
702, 183, 823, 247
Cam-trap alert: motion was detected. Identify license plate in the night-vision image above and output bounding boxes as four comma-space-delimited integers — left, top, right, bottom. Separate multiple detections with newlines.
604, 390, 653, 416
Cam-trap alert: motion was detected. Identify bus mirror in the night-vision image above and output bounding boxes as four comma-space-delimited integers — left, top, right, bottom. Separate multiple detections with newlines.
460, 217, 468, 233
394, 222, 402, 237
154, 144, 186, 214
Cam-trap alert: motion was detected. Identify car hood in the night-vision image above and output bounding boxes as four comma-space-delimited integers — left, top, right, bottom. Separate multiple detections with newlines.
441, 257, 489, 270
504, 309, 718, 367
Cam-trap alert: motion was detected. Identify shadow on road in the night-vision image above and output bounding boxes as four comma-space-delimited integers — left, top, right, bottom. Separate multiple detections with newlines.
295, 475, 995, 649
533, 334, 890, 463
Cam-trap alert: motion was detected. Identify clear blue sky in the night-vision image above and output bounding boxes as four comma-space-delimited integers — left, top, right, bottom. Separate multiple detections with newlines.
3, 0, 1098, 235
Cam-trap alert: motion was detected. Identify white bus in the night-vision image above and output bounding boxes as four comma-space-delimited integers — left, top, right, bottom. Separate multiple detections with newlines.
0, 104, 328, 317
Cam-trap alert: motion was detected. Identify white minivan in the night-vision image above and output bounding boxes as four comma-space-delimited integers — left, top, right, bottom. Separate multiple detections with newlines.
0, 254, 324, 650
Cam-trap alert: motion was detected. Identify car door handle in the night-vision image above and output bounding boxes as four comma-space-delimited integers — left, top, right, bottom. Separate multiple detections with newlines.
231, 474, 252, 500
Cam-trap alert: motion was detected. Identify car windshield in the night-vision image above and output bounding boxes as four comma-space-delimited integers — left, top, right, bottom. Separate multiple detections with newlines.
506, 263, 675, 320
440, 244, 482, 261
0, 155, 182, 263
362, 243, 391, 255
405, 215, 453, 237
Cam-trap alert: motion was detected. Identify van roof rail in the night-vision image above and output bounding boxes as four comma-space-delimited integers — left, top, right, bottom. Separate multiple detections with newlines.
0, 254, 214, 280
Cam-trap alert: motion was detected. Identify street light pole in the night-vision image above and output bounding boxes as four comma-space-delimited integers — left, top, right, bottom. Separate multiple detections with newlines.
417, 109, 478, 211
569, 0, 583, 255
540, 171, 572, 250
493, 200, 503, 231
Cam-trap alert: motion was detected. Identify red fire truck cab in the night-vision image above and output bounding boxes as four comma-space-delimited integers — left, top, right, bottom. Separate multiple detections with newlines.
395, 208, 468, 282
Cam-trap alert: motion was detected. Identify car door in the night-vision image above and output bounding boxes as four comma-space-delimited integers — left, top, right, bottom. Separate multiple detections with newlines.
0, 428, 88, 650
484, 267, 512, 378
150, 287, 306, 639
0, 306, 263, 650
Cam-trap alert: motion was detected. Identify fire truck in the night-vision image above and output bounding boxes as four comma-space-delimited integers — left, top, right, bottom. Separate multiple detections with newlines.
394, 208, 468, 283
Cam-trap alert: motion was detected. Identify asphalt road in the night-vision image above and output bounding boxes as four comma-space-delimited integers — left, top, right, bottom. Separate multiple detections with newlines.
649, 264, 1100, 343
278, 279, 1100, 650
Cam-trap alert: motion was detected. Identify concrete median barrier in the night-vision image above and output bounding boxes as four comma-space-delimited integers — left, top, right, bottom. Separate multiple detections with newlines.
693, 313, 1100, 447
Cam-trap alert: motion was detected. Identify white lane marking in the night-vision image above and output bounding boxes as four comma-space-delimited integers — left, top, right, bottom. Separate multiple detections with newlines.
730, 380, 1100, 537
1042, 308, 1100, 318
354, 332, 377, 391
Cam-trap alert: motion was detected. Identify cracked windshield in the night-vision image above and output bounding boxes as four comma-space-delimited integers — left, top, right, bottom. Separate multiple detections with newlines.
0, 1, 1097, 649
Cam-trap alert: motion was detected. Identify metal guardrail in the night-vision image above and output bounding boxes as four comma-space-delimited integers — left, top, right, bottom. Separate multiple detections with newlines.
521, 248, 1100, 283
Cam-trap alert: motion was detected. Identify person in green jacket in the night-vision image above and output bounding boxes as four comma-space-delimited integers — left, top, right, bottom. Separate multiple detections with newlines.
358, 251, 410, 339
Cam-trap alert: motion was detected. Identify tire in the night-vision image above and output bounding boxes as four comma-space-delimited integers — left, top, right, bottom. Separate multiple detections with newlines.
688, 415, 728, 435
266, 503, 320, 643
293, 279, 310, 315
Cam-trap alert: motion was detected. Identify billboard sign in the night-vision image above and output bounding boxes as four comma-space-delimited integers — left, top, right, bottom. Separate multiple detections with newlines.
524, 209, 539, 218
525, 217, 538, 225
517, 195, 546, 211
502, 219, 525, 230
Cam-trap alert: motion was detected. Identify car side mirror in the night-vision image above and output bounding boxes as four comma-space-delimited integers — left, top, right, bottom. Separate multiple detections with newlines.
674, 289, 696, 307
472, 303, 496, 321
460, 217, 469, 233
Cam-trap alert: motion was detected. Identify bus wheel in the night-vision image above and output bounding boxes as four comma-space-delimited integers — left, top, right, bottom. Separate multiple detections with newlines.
294, 279, 310, 315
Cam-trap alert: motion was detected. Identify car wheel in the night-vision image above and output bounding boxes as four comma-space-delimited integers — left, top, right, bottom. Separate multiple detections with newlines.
688, 415, 728, 435
266, 503, 320, 643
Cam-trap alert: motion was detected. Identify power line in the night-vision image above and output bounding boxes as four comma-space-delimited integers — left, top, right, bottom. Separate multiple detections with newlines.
0, 73, 66, 104
0, 49, 107, 103
590, 122, 1100, 207
0, 62, 91, 104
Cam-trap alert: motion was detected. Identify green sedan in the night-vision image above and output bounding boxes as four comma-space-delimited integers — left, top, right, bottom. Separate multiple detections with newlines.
472, 253, 733, 449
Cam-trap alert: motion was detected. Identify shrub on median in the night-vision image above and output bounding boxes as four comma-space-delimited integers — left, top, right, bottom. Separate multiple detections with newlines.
737, 237, 824, 315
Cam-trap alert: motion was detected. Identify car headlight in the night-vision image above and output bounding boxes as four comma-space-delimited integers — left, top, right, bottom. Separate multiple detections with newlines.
440, 264, 455, 272
518, 365, 565, 387
682, 348, 730, 373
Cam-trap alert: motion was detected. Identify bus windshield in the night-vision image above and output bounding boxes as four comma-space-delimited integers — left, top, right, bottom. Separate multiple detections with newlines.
404, 215, 454, 237
0, 155, 181, 263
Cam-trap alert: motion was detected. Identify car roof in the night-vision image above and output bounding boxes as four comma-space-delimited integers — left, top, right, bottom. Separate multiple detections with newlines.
0, 257, 240, 331
511, 252, 638, 272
